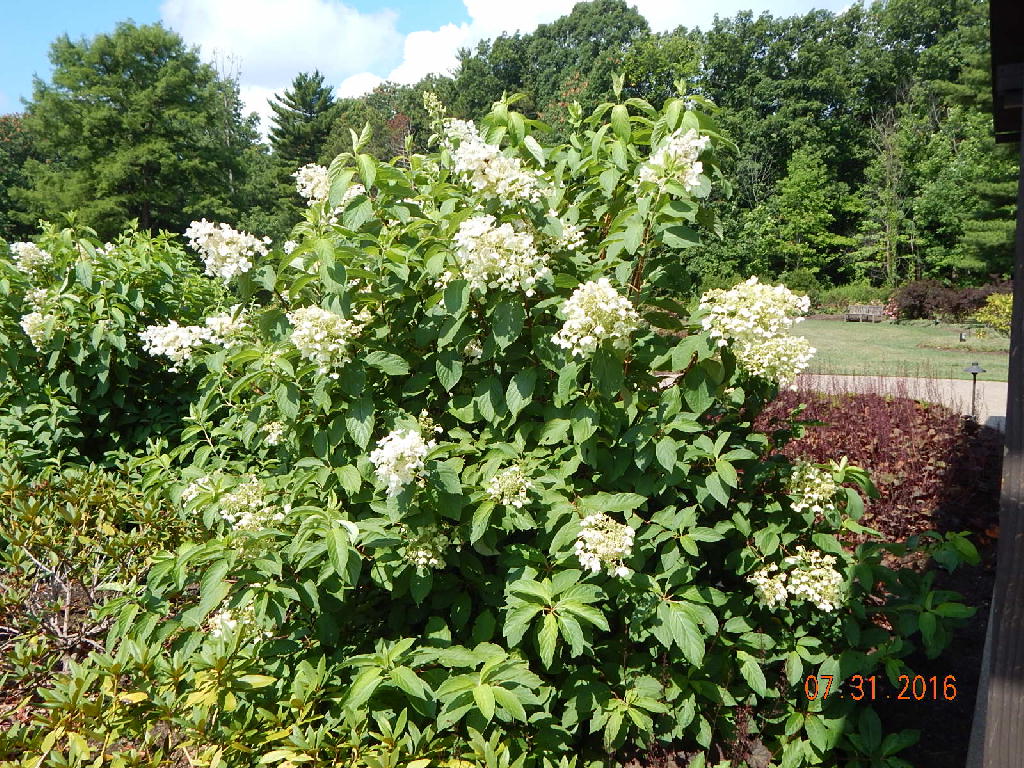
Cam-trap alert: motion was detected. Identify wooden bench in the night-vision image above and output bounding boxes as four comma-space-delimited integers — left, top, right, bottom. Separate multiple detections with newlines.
846, 304, 885, 322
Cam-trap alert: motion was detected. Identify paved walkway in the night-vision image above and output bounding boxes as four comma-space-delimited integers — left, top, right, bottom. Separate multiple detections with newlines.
796, 374, 1008, 432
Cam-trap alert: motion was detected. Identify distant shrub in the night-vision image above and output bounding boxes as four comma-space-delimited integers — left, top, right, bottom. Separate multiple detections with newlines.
813, 281, 891, 314
777, 268, 823, 299
889, 279, 1010, 322
974, 292, 1013, 335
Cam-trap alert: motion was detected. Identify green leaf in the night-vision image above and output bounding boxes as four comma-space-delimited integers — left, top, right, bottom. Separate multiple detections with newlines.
493, 301, 525, 349
356, 153, 377, 188
471, 502, 494, 543
345, 397, 374, 449
510, 579, 552, 604
365, 351, 409, 376
492, 686, 528, 721
611, 104, 631, 142
592, 347, 624, 395
506, 369, 537, 419
436, 350, 463, 391
738, 652, 768, 696
571, 403, 598, 443
390, 665, 432, 701
704, 473, 730, 507
538, 612, 559, 667
326, 526, 351, 578
236, 674, 276, 689
716, 459, 738, 488
196, 560, 231, 623
444, 279, 469, 316
276, 382, 300, 421
656, 436, 677, 472
473, 684, 496, 723
336, 465, 361, 495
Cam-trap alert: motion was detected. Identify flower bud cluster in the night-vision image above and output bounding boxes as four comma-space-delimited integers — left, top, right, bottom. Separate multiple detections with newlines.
400, 525, 450, 573
788, 461, 839, 514
261, 421, 285, 446
20, 311, 57, 350
748, 546, 845, 612
370, 428, 438, 497
295, 163, 329, 205
699, 277, 815, 386
203, 306, 249, 340
185, 219, 269, 283
208, 603, 271, 641
219, 478, 284, 532
454, 215, 551, 297
442, 118, 542, 203
552, 278, 641, 358
8, 242, 53, 274
575, 513, 635, 577
638, 128, 710, 193
286, 305, 362, 377
486, 465, 532, 508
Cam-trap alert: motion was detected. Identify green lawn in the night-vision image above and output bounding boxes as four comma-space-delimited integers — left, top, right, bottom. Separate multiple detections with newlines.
798, 318, 1009, 381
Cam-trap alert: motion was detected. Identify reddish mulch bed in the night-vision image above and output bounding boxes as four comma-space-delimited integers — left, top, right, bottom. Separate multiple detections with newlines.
755, 387, 1001, 768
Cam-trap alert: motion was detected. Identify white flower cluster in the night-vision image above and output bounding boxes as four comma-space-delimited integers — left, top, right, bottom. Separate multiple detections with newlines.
140, 309, 248, 371
208, 603, 270, 641
370, 428, 437, 497
295, 163, 329, 204
638, 128, 710, 193
442, 118, 542, 203
286, 305, 362, 377
184, 219, 269, 283
748, 546, 845, 612
552, 278, 641, 358
454, 215, 551, 297
261, 421, 286, 446
25, 287, 50, 310
219, 478, 284, 532
203, 306, 249, 340
486, 465, 532, 508
20, 311, 56, 350
463, 339, 483, 360
554, 219, 585, 251
788, 461, 839, 514
139, 321, 211, 371
181, 475, 212, 506
283, 240, 299, 255
699, 277, 815, 386
8, 242, 53, 274
575, 514, 635, 577
401, 526, 450, 573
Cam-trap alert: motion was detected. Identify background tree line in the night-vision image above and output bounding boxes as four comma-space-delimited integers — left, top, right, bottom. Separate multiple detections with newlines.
0, 0, 1014, 293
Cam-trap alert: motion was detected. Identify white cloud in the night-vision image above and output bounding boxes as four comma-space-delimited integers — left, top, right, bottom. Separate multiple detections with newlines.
161, 0, 404, 133
338, 72, 384, 99
239, 85, 279, 140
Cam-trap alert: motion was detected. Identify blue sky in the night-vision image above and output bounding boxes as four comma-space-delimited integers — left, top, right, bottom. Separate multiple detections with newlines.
0, 0, 854, 126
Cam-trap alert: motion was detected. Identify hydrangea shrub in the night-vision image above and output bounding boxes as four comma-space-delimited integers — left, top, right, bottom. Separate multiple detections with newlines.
3, 94, 976, 768
0, 222, 224, 466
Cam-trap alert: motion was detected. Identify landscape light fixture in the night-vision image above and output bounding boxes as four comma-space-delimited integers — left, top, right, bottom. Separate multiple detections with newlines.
964, 361, 986, 421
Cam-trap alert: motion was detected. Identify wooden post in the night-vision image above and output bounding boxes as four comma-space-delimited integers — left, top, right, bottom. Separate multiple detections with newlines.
981, 71, 1024, 768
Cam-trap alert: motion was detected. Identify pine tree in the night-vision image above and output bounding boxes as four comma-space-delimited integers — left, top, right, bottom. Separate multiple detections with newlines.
268, 71, 337, 168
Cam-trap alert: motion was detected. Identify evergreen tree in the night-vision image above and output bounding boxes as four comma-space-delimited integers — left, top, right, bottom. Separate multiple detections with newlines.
14, 22, 259, 239
268, 71, 337, 168
0, 114, 34, 240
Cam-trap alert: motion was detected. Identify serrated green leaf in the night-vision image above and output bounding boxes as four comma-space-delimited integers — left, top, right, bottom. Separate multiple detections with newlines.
538, 613, 559, 667
506, 369, 537, 419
